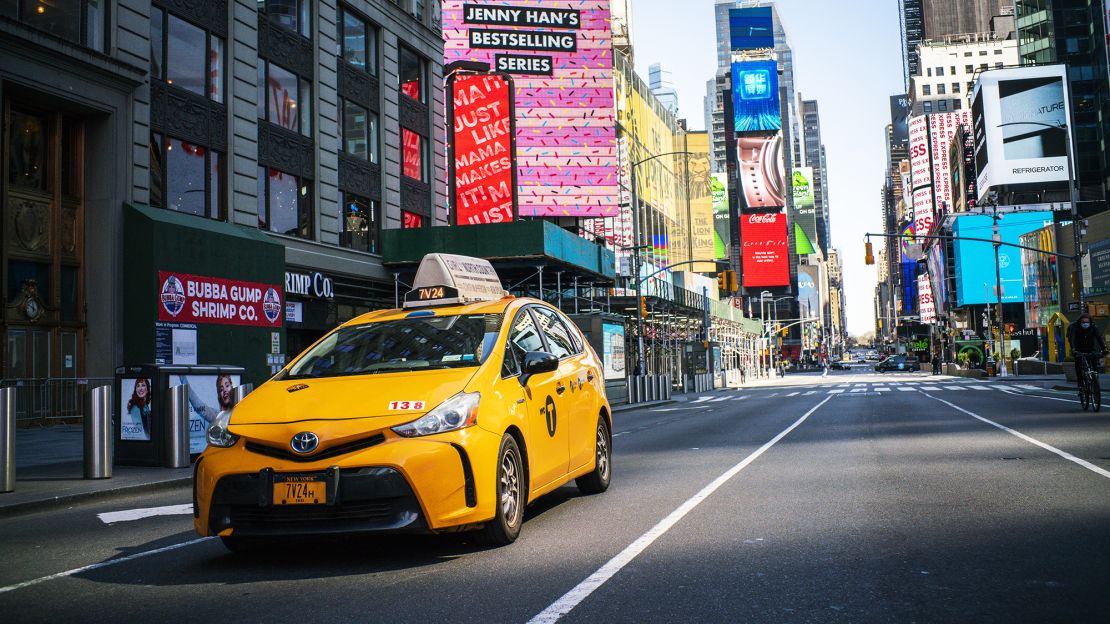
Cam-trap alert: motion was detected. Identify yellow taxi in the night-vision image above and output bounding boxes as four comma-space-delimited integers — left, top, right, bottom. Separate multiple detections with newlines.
194, 253, 612, 550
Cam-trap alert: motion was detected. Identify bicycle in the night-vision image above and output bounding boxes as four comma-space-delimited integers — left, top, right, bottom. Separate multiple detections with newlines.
1075, 351, 1103, 412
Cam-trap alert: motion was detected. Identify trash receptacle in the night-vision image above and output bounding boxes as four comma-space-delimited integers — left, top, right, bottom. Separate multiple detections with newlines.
116, 364, 246, 466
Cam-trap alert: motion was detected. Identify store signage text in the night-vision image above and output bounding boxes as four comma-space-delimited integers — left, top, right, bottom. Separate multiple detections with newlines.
463, 4, 580, 28
453, 74, 515, 225
285, 271, 334, 300
159, 271, 282, 327
469, 29, 576, 52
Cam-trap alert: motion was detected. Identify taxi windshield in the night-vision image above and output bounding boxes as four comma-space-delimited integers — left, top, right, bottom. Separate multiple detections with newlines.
282, 314, 502, 379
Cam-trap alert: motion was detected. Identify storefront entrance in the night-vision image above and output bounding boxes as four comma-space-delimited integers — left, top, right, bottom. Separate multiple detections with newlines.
2, 101, 86, 383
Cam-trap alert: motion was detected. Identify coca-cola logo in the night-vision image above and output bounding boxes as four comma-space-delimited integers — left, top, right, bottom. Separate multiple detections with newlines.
747, 213, 779, 224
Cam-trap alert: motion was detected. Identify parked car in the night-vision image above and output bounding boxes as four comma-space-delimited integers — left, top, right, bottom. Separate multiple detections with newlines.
874, 355, 921, 372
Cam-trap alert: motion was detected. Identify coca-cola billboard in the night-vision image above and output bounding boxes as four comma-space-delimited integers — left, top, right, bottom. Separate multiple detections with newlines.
741, 212, 789, 287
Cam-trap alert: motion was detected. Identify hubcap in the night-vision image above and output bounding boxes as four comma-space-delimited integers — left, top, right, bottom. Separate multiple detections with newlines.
500, 448, 520, 523
596, 425, 609, 480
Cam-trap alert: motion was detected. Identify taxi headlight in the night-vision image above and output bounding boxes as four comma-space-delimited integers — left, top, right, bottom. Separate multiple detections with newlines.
392, 392, 480, 438
206, 409, 239, 448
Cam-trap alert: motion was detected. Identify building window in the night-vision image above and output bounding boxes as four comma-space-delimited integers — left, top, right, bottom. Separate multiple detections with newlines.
937, 84, 946, 95
978, 50, 987, 56
401, 128, 427, 182
149, 133, 224, 220
949, 66, 956, 75
258, 59, 312, 136
258, 0, 310, 37
340, 192, 380, 254
257, 166, 312, 238
923, 101, 933, 113
953, 100, 962, 110
979, 63, 988, 70
994, 62, 1003, 68
926, 67, 932, 77
994, 48, 1002, 55
6, 0, 108, 51
951, 82, 960, 93
939, 100, 947, 111
153, 12, 225, 102
965, 64, 974, 73
338, 6, 377, 74
935, 66, 944, 76
922, 84, 931, 96
399, 46, 426, 103
340, 99, 378, 163
402, 211, 424, 229
963, 51, 972, 57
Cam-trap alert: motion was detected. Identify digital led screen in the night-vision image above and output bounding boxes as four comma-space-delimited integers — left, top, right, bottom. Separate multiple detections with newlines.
952, 212, 1054, 306
728, 7, 774, 51
741, 212, 789, 287
451, 73, 516, 225
736, 133, 785, 209
732, 59, 781, 133
792, 167, 817, 254
444, 0, 618, 217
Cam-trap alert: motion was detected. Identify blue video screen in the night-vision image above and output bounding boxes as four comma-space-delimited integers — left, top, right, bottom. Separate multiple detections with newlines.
729, 7, 774, 51
732, 59, 781, 133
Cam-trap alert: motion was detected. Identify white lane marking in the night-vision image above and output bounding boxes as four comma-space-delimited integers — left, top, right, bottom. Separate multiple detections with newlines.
920, 386, 940, 391
649, 408, 681, 412
998, 388, 1082, 405
827, 389, 845, 394
896, 387, 914, 392
1017, 384, 1042, 390
941, 385, 966, 390
968, 386, 990, 391
850, 388, 867, 393
853, 384, 868, 388
98, 504, 194, 524
692, 396, 712, 403
709, 396, 730, 402
803, 391, 817, 396
875, 387, 891, 392
731, 396, 748, 401
527, 395, 834, 624
785, 392, 799, 397
923, 393, 1110, 480
0, 537, 214, 595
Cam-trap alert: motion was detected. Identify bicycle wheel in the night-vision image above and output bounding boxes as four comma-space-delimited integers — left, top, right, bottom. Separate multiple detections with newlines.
1092, 378, 1101, 412
1079, 379, 1090, 411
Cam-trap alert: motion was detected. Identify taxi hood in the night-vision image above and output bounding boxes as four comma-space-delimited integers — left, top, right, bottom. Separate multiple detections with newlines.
230, 368, 479, 425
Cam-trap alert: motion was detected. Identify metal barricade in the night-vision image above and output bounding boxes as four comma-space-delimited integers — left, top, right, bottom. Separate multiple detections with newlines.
0, 378, 114, 426
164, 385, 190, 469
1, 387, 15, 492
84, 385, 113, 479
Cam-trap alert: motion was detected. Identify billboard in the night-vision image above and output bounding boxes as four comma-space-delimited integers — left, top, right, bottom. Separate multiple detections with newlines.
918, 273, 936, 324
1020, 225, 1058, 327
444, 1, 618, 217
797, 264, 820, 319
157, 271, 283, 327
909, 112, 971, 233
737, 133, 785, 209
711, 172, 729, 259
926, 243, 947, 314
952, 212, 1054, 306
792, 167, 817, 254
741, 212, 789, 287
901, 262, 918, 317
451, 73, 516, 225
889, 94, 911, 147
732, 59, 781, 133
971, 65, 1073, 199
728, 7, 774, 51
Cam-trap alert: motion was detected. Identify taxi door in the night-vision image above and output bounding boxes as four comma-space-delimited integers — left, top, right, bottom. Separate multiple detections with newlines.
532, 307, 596, 472
505, 307, 569, 491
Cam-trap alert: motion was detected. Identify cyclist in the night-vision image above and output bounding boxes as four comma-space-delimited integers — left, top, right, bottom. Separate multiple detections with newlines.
1067, 313, 1106, 389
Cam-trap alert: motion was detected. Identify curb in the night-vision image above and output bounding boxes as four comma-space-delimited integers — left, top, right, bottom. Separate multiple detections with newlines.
0, 476, 192, 519
613, 399, 675, 413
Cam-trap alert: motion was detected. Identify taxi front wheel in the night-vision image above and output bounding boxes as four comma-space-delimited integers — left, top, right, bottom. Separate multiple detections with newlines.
476, 434, 524, 546
575, 417, 611, 495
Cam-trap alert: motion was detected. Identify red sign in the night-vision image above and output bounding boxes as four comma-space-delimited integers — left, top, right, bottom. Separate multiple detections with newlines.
402, 211, 424, 229
741, 212, 789, 287
158, 271, 282, 327
402, 128, 422, 180
452, 74, 515, 225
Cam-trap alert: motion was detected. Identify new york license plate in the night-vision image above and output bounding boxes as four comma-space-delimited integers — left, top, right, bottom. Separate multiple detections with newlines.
273, 475, 326, 505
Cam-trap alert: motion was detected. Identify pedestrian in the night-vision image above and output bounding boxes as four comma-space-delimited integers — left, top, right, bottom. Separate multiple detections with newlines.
821, 355, 828, 378
932, 353, 941, 375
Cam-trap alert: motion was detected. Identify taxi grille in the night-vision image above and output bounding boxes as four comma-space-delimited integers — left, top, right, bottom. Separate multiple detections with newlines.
225, 500, 397, 526
245, 433, 385, 463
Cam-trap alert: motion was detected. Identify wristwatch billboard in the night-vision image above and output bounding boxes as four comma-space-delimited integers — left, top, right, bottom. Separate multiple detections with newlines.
737, 134, 785, 208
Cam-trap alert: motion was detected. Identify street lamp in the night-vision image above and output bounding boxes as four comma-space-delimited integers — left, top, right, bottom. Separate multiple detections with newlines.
629, 150, 693, 375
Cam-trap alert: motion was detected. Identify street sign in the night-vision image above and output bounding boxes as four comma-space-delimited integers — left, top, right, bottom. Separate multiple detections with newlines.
1067, 301, 1081, 312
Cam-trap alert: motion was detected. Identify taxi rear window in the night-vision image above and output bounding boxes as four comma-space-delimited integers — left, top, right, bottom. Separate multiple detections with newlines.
282, 314, 502, 379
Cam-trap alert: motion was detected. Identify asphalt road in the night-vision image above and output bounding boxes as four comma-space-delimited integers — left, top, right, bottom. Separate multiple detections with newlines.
1, 370, 1108, 623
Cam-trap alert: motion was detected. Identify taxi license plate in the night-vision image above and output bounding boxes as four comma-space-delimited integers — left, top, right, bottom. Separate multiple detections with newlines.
273, 475, 326, 505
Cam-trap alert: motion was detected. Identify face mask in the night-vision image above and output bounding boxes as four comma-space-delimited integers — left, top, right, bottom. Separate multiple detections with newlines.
1081, 322, 1091, 329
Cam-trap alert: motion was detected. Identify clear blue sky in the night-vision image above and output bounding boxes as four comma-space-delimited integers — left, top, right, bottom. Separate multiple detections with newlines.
631, 0, 905, 336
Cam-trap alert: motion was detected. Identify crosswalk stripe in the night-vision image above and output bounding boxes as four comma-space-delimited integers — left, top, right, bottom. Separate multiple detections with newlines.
709, 396, 729, 402
731, 395, 748, 401
1017, 384, 1041, 390
850, 388, 867, 392
786, 392, 799, 397
942, 385, 966, 390
921, 386, 940, 390
875, 387, 891, 392
828, 389, 845, 394
896, 387, 914, 391
693, 396, 712, 403
968, 385, 990, 390
803, 390, 817, 395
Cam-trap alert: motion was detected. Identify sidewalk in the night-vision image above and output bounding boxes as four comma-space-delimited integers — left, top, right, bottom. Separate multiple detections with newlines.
0, 424, 191, 518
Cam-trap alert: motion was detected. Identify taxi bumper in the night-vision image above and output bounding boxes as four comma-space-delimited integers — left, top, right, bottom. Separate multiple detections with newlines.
194, 425, 502, 537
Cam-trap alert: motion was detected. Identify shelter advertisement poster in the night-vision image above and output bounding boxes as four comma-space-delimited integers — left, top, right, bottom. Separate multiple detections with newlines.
444, 1, 618, 217
172, 373, 240, 454
120, 377, 153, 441
451, 73, 516, 225
741, 212, 789, 287
601, 322, 626, 380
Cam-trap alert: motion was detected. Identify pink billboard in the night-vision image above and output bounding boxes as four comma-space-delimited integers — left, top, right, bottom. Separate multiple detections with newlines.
443, 1, 619, 218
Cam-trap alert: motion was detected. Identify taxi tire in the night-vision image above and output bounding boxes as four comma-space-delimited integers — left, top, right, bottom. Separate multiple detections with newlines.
220, 536, 268, 554
476, 434, 524, 546
575, 417, 611, 495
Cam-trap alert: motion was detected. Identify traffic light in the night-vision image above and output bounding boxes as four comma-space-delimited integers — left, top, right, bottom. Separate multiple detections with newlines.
726, 270, 737, 293
864, 241, 874, 265
1070, 271, 1080, 300
716, 270, 738, 295
781, 327, 789, 337
1005, 323, 1015, 334
638, 296, 646, 319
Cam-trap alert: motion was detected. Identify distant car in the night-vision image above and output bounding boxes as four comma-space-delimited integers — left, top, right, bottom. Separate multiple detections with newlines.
830, 361, 849, 370
875, 355, 921, 372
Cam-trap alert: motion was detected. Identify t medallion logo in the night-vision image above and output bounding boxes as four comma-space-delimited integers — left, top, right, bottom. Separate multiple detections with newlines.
160, 275, 186, 317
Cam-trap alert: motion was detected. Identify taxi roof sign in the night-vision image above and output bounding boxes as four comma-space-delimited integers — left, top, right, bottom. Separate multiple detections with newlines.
403, 253, 507, 309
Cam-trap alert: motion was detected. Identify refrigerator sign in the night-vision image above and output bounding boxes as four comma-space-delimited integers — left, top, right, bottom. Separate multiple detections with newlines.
158, 271, 283, 327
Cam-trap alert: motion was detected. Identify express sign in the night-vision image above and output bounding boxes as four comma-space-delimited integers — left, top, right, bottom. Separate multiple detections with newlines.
741, 212, 789, 288
159, 271, 282, 327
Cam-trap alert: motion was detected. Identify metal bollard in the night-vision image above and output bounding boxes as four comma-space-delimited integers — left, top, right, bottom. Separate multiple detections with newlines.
1, 387, 15, 492
233, 383, 254, 406
164, 384, 190, 469
84, 385, 113, 479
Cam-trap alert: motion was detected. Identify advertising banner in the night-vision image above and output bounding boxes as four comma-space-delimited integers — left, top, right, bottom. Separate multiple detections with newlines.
687, 154, 717, 272
909, 114, 931, 188
601, 322, 626, 380
741, 212, 789, 287
711, 172, 729, 259
929, 111, 971, 216
971, 65, 1073, 199
792, 167, 817, 254
952, 212, 1054, 306
170, 373, 240, 454
728, 7, 774, 51
918, 273, 936, 324
890, 94, 911, 147
926, 243, 947, 314
901, 262, 919, 317
797, 265, 820, 319
444, 1, 618, 217
451, 73, 516, 225
158, 271, 283, 327
732, 58, 781, 134
120, 377, 154, 441
1020, 226, 1059, 326
737, 133, 785, 210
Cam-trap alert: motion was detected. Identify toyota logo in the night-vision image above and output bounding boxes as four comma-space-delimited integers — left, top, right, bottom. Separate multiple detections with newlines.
290, 432, 319, 454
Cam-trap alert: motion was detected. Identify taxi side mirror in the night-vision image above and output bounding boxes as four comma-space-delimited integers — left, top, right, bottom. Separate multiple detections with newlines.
520, 351, 558, 386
